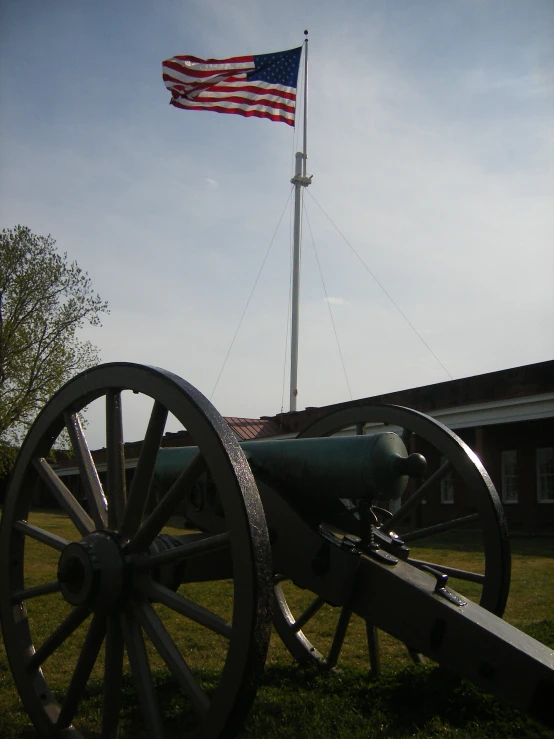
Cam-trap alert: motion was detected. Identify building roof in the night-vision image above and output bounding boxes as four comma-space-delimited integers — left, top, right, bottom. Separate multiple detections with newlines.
224, 417, 284, 440
160, 416, 283, 446
272, 360, 554, 434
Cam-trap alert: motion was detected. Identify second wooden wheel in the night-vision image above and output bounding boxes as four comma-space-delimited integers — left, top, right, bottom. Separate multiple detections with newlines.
272, 404, 510, 674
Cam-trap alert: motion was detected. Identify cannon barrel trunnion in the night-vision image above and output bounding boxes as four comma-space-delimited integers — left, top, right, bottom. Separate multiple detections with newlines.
0, 363, 552, 738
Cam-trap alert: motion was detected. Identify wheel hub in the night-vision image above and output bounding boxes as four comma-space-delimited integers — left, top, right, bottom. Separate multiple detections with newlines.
148, 533, 187, 590
57, 531, 125, 611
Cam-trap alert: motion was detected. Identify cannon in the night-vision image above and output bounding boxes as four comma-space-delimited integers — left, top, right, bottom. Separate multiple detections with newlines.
0, 363, 552, 738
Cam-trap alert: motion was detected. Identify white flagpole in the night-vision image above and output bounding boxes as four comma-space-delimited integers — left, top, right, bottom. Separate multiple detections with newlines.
289, 31, 312, 412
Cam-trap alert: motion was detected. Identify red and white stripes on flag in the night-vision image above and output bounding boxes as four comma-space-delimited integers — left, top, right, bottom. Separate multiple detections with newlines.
162, 48, 302, 126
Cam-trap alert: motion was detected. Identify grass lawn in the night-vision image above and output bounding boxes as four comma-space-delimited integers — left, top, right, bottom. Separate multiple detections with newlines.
0, 510, 552, 738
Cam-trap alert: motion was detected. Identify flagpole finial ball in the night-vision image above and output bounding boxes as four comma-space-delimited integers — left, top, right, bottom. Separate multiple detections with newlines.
304, 29, 308, 36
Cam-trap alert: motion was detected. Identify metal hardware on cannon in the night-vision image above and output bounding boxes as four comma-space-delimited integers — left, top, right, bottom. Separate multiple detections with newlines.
0, 363, 552, 739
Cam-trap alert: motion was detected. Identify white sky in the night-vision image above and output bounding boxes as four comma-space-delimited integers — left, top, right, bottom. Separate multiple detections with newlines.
1, 0, 553, 446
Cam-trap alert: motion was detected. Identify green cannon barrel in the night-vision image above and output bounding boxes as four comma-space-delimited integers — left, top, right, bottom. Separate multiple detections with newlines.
153, 433, 426, 502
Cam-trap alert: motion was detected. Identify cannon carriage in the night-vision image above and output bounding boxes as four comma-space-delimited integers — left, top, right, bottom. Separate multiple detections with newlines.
1, 363, 552, 738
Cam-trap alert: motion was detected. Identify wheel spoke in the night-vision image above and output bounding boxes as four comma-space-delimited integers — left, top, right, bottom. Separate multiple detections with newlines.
106, 390, 126, 529
126, 452, 206, 554
134, 532, 230, 570
293, 596, 326, 632
13, 520, 69, 551
401, 428, 413, 444
366, 623, 381, 677
380, 461, 452, 534
120, 400, 168, 539
33, 458, 94, 537
326, 606, 352, 668
56, 614, 107, 729
408, 558, 485, 584
402, 513, 479, 542
121, 608, 165, 739
64, 411, 108, 530
134, 599, 210, 717
137, 578, 232, 638
27, 605, 91, 671
12, 581, 60, 603
102, 614, 125, 739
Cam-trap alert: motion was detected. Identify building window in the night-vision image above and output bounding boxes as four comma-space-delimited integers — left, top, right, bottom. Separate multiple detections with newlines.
440, 457, 454, 504
537, 447, 554, 503
501, 450, 518, 504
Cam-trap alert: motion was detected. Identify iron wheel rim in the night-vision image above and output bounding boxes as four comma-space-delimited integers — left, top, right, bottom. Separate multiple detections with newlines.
0, 363, 272, 738
272, 403, 510, 671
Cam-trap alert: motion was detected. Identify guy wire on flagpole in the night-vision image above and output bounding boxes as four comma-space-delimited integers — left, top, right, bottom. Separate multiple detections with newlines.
289, 30, 312, 412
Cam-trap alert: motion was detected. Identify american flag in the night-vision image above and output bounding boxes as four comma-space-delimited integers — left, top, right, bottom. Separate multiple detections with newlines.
162, 47, 302, 126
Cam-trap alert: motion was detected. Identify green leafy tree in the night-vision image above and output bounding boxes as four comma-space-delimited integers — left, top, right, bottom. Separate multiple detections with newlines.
0, 225, 109, 475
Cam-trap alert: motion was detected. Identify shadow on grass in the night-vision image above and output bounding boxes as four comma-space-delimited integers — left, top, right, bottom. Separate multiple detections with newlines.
70, 658, 554, 739
245, 663, 554, 739
2, 624, 553, 739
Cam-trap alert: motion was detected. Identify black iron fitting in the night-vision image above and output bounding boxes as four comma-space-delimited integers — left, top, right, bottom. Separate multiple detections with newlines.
372, 526, 410, 560
366, 548, 399, 566
420, 564, 467, 607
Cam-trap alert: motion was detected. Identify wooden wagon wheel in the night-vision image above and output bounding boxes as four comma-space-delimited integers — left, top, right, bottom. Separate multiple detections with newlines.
0, 363, 273, 739
273, 404, 511, 674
